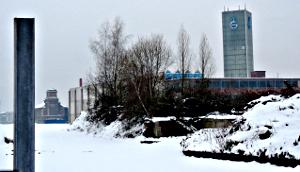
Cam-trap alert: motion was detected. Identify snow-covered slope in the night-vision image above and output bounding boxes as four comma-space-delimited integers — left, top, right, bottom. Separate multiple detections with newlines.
70, 111, 142, 138
182, 94, 300, 160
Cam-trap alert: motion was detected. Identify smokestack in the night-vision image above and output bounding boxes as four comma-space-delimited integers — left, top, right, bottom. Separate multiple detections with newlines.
79, 78, 83, 87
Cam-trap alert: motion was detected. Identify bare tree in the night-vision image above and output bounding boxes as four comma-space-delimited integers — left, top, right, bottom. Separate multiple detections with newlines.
177, 25, 191, 95
125, 34, 172, 117
89, 17, 128, 102
199, 33, 215, 79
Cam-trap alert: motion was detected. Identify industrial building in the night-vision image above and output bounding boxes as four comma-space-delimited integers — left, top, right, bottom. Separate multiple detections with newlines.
68, 79, 96, 123
35, 89, 68, 123
222, 8, 254, 77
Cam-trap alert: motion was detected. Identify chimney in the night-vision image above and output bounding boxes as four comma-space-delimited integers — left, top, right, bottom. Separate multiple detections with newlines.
79, 78, 83, 87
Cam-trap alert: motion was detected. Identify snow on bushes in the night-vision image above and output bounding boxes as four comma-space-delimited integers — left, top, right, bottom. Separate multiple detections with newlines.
70, 111, 142, 138
181, 94, 300, 160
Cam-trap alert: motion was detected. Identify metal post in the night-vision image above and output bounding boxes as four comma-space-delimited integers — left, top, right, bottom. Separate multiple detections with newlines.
14, 18, 35, 172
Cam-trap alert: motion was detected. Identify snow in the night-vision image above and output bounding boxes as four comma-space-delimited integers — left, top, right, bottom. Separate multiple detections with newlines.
181, 128, 229, 152
249, 94, 282, 104
204, 111, 239, 119
182, 94, 300, 160
70, 111, 142, 138
147, 113, 238, 122
1, 124, 299, 172
147, 116, 176, 122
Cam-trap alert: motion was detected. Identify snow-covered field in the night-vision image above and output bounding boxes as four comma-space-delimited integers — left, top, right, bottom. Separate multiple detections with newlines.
1, 123, 299, 172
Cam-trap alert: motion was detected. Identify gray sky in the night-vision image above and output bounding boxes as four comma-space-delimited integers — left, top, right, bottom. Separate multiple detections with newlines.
1, 0, 300, 112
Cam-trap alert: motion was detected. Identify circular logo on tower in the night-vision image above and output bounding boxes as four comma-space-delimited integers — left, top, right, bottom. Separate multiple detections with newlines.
230, 17, 238, 30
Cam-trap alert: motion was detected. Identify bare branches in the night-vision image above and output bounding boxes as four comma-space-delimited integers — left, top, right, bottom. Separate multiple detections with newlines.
125, 34, 172, 117
199, 33, 215, 79
89, 17, 128, 100
177, 25, 191, 94
88, 18, 216, 122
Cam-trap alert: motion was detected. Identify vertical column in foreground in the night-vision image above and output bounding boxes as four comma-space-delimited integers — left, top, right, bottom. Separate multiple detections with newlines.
14, 18, 35, 172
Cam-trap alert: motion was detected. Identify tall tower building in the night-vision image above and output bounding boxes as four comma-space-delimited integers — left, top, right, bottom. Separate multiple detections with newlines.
222, 9, 253, 77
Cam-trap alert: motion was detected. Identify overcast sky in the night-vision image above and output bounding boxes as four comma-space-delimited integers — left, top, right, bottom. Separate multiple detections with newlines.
1, 0, 300, 112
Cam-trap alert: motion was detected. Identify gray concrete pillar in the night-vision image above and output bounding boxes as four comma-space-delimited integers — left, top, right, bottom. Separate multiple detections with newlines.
14, 18, 35, 172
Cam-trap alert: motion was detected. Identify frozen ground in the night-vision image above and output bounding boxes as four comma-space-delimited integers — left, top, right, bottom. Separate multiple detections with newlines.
1, 123, 299, 172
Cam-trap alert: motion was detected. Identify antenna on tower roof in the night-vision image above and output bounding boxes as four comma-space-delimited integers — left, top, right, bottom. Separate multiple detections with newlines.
239, 5, 240, 10
224, 6, 225, 11
244, 4, 247, 10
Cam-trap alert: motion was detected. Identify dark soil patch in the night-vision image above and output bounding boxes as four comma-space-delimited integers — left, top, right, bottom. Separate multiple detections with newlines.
182, 150, 300, 167
140, 140, 160, 144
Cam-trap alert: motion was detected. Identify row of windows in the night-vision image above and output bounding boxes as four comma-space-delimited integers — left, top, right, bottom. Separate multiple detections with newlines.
224, 32, 251, 39
224, 67, 247, 71
209, 80, 298, 89
225, 54, 248, 57
224, 42, 247, 46
224, 59, 247, 66
223, 35, 247, 41
167, 79, 299, 90
224, 56, 247, 60
225, 64, 247, 68
224, 49, 247, 54
224, 68, 247, 72
224, 41, 247, 45
224, 73, 247, 78
225, 55, 247, 59
224, 44, 250, 50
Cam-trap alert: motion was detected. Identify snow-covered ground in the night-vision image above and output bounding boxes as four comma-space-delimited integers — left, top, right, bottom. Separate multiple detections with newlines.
69, 111, 142, 138
2, 94, 300, 171
0, 123, 299, 171
182, 94, 300, 161
204, 111, 239, 119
